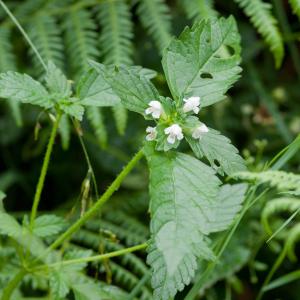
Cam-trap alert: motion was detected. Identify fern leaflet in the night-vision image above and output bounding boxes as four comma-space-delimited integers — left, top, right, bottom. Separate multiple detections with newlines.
234, 0, 284, 68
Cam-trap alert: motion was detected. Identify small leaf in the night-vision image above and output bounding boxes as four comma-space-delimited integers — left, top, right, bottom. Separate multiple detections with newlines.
186, 128, 246, 176
45, 61, 72, 98
0, 72, 52, 108
49, 271, 70, 299
162, 16, 241, 106
33, 214, 66, 238
73, 282, 103, 300
60, 99, 84, 121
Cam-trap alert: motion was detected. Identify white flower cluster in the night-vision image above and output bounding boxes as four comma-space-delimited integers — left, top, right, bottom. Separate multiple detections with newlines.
144, 96, 209, 144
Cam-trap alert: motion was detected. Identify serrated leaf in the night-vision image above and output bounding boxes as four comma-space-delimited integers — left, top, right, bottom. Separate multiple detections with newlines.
107, 66, 160, 116
77, 64, 120, 107
0, 72, 52, 108
33, 214, 66, 238
49, 271, 70, 299
145, 146, 218, 299
145, 145, 247, 299
0, 211, 48, 261
79, 61, 158, 109
186, 128, 246, 176
72, 282, 103, 300
60, 99, 84, 121
45, 61, 72, 98
162, 16, 241, 106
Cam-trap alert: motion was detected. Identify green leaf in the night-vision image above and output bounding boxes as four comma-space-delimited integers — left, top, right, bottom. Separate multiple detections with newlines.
33, 214, 66, 238
145, 146, 217, 299
145, 145, 247, 299
186, 128, 246, 176
0, 211, 47, 261
162, 16, 241, 106
49, 271, 70, 299
77, 65, 120, 107
45, 61, 72, 98
72, 282, 103, 300
0, 72, 52, 108
60, 98, 84, 121
107, 65, 161, 116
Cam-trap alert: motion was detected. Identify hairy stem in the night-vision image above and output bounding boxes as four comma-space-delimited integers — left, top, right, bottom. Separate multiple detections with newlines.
1, 269, 27, 300
29, 113, 62, 230
46, 148, 144, 252
35, 243, 147, 271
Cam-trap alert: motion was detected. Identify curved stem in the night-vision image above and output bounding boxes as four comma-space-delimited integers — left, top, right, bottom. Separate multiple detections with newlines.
29, 113, 62, 230
34, 243, 147, 271
1, 269, 27, 300
46, 148, 144, 253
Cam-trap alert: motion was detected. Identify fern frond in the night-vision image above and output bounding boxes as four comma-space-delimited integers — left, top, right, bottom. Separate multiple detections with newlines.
180, 0, 217, 20
236, 171, 300, 193
27, 14, 64, 75
262, 197, 300, 235
63, 8, 99, 77
86, 107, 107, 149
234, 0, 284, 68
137, 0, 172, 52
289, 0, 300, 20
96, 0, 133, 135
97, 0, 133, 65
0, 28, 22, 126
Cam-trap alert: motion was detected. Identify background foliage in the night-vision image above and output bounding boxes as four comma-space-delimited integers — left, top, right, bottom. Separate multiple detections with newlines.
1, 0, 300, 299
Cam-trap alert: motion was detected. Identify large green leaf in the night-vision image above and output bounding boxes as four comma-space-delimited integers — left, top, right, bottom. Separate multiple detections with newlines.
186, 128, 246, 176
0, 71, 52, 108
162, 16, 241, 106
145, 145, 247, 299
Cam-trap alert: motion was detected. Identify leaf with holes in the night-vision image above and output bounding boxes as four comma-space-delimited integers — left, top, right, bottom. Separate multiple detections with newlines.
162, 16, 241, 106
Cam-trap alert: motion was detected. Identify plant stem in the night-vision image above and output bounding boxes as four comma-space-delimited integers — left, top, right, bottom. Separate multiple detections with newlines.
0, 0, 47, 71
29, 113, 62, 230
256, 245, 288, 300
46, 148, 144, 252
35, 243, 147, 271
1, 269, 27, 300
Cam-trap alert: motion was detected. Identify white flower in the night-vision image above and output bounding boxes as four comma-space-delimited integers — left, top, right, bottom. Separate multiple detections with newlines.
145, 100, 163, 119
164, 124, 184, 144
192, 123, 209, 140
145, 126, 157, 141
183, 96, 201, 114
